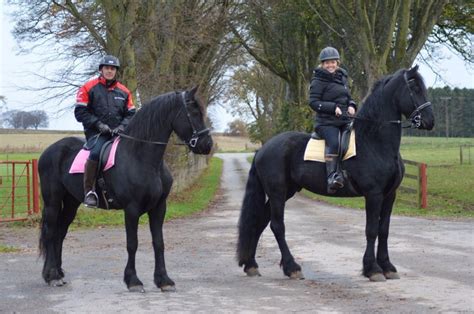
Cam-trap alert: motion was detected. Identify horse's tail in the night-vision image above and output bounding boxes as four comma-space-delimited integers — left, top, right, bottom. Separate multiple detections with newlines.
37, 151, 49, 260
237, 156, 266, 267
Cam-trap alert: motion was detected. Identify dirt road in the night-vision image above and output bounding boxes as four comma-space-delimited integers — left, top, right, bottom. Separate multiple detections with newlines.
1, 153, 473, 313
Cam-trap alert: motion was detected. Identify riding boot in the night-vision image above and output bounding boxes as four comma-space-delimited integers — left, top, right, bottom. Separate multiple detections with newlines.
83, 159, 99, 208
325, 157, 344, 194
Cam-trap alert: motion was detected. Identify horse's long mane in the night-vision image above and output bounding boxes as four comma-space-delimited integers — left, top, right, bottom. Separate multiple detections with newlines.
356, 69, 426, 135
126, 91, 180, 142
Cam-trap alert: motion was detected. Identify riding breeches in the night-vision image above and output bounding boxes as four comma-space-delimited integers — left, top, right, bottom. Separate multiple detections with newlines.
315, 125, 343, 156
86, 134, 110, 161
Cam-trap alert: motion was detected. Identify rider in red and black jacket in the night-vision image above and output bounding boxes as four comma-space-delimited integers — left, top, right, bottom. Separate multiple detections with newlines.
74, 55, 136, 208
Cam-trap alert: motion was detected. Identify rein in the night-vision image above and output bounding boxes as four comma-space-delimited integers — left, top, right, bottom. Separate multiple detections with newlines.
117, 91, 210, 146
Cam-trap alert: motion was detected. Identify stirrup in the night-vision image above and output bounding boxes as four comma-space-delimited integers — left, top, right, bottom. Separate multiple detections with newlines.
84, 191, 98, 208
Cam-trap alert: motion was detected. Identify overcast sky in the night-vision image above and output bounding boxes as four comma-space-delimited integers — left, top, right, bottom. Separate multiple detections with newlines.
1, 4, 472, 131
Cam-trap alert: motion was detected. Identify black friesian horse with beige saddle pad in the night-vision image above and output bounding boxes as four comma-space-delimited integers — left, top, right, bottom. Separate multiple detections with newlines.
38, 86, 213, 292
237, 66, 434, 281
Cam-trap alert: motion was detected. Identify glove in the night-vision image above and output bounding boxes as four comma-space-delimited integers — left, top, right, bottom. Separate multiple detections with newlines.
112, 125, 125, 136
348, 100, 357, 109
96, 121, 111, 134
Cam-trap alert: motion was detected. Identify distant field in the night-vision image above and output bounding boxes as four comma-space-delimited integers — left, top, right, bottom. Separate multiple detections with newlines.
0, 131, 82, 153
212, 134, 260, 152
0, 131, 259, 153
1, 132, 472, 217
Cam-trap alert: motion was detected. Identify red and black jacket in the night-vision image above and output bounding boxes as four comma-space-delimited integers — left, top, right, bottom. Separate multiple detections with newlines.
74, 76, 136, 139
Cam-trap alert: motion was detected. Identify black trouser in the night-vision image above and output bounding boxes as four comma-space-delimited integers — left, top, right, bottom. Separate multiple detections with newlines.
86, 134, 111, 161
315, 125, 342, 156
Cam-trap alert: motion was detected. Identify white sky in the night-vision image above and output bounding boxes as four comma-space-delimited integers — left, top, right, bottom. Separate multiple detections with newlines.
1, 3, 472, 131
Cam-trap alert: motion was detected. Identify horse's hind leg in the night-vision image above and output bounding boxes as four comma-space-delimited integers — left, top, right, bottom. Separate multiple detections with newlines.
269, 194, 303, 279
40, 188, 65, 285
244, 201, 271, 277
55, 193, 80, 281
377, 192, 399, 279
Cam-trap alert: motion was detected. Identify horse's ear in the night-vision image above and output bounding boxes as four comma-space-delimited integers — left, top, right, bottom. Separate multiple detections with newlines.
189, 85, 199, 98
408, 64, 419, 76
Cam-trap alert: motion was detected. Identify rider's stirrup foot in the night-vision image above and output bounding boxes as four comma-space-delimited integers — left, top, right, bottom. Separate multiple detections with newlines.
84, 191, 98, 208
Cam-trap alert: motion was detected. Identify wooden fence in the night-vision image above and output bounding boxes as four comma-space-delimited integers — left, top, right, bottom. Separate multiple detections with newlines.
460, 145, 472, 165
398, 159, 427, 209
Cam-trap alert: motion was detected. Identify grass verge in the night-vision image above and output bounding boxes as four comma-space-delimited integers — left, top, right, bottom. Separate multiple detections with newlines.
0, 245, 21, 253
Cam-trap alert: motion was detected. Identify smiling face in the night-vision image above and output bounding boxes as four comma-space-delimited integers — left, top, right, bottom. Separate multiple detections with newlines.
100, 65, 117, 80
321, 59, 339, 73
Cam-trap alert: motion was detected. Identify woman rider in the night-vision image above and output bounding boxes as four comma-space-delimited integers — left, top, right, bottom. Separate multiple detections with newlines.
309, 47, 357, 194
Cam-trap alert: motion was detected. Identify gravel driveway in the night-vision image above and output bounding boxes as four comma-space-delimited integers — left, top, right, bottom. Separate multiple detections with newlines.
1, 153, 473, 313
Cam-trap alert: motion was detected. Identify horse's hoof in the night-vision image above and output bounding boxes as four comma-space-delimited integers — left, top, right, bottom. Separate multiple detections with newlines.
289, 271, 305, 280
160, 285, 176, 292
369, 273, 386, 282
384, 271, 400, 280
245, 267, 261, 277
49, 279, 66, 287
128, 285, 145, 293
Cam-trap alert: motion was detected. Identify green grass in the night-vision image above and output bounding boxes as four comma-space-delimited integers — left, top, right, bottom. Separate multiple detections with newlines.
70, 157, 223, 228
0, 245, 21, 253
302, 137, 474, 218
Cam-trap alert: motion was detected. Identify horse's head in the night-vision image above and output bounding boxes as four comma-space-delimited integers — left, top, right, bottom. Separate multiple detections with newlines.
173, 86, 213, 154
396, 65, 434, 130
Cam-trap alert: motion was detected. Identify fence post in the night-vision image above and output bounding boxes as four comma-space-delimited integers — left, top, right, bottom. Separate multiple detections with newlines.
32, 159, 40, 214
419, 163, 427, 209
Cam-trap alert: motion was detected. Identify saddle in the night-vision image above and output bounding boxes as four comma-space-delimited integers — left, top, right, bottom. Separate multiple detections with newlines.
304, 125, 356, 162
69, 137, 120, 209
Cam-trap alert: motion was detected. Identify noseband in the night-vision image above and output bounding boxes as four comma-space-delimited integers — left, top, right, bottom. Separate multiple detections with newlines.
404, 72, 432, 128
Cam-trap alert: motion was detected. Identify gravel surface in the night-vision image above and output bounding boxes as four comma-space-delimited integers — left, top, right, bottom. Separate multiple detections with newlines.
1, 152, 473, 313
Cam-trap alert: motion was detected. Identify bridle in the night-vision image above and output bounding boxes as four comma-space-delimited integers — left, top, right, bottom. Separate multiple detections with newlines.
180, 91, 211, 147
118, 91, 211, 147
403, 72, 432, 129
352, 71, 432, 128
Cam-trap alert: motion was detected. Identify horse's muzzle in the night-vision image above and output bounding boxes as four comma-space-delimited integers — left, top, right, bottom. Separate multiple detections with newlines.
191, 136, 213, 155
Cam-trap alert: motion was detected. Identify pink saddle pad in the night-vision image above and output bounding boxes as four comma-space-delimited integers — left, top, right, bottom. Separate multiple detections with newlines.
69, 137, 120, 174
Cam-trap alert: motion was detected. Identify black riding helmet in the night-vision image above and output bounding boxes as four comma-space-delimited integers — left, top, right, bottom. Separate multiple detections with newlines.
98, 55, 120, 70
319, 47, 340, 62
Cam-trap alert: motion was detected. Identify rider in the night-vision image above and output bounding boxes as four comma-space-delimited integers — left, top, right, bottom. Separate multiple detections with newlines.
309, 47, 357, 194
74, 55, 136, 207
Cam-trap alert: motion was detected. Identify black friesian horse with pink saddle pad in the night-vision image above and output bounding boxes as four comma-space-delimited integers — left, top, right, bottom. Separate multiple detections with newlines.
237, 66, 434, 281
38, 86, 213, 292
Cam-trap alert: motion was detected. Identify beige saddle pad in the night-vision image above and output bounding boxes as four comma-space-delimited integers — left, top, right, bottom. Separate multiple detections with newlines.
304, 131, 356, 162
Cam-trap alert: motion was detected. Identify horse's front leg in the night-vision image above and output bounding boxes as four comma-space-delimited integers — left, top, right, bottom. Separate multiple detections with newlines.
363, 193, 386, 281
123, 209, 144, 292
148, 201, 175, 292
377, 192, 399, 279
269, 196, 303, 279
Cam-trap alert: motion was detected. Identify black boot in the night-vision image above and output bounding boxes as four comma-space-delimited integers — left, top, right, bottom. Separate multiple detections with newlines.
83, 159, 98, 207
325, 157, 344, 194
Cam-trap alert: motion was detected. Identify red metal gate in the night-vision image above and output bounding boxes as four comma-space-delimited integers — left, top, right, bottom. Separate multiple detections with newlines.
0, 159, 40, 222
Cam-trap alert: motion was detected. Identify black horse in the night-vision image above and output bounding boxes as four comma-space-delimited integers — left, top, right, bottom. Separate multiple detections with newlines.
237, 66, 434, 282
39, 86, 213, 291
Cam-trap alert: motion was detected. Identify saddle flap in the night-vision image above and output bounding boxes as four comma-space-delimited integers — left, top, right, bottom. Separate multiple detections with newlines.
304, 131, 356, 162
69, 137, 120, 174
